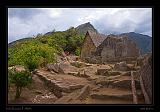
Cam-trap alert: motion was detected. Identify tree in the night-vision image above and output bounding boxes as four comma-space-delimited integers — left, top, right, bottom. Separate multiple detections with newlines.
8, 68, 32, 99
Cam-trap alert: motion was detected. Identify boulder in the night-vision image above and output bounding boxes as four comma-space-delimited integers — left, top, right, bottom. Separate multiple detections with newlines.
59, 62, 78, 74
113, 61, 129, 71
127, 64, 136, 70
77, 71, 90, 78
46, 63, 64, 74
96, 68, 109, 76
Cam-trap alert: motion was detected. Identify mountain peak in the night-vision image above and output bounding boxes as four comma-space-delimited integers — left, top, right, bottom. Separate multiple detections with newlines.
76, 22, 98, 35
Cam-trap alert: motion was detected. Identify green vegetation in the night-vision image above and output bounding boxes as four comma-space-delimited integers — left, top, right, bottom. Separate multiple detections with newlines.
8, 68, 32, 99
35, 27, 85, 54
75, 47, 81, 56
8, 27, 85, 69
8, 40, 57, 70
70, 61, 82, 68
8, 27, 85, 98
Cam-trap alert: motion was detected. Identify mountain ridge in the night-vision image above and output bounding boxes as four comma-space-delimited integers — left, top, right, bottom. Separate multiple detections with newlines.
8, 22, 152, 55
119, 32, 152, 55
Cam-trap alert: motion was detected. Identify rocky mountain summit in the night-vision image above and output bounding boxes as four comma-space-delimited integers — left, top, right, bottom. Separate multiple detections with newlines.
75, 22, 98, 35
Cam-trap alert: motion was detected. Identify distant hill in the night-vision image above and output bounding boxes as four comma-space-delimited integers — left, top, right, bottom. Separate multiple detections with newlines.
75, 22, 98, 35
119, 32, 152, 55
8, 37, 33, 48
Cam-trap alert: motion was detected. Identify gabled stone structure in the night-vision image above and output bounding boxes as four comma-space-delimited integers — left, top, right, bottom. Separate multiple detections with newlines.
81, 31, 140, 63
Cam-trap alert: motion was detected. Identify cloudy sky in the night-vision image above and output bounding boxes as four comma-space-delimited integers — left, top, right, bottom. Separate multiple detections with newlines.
8, 8, 152, 43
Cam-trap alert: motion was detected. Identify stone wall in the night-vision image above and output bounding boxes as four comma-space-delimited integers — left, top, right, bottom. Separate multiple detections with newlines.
98, 36, 140, 63
139, 54, 152, 103
81, 34, 96, 61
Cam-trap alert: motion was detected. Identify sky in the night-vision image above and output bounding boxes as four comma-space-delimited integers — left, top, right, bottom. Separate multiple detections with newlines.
8, 8, 152, 43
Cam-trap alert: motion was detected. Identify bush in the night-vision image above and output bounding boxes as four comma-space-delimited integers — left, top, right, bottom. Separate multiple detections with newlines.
8, 40, 56, 71
8, 68, 32, 99
70, 62, 82, 68
75, 47, 81, 56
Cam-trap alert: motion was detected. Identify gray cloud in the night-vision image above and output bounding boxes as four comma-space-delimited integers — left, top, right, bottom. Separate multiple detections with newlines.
93, 8, 152, 35
8, 8, 152, 43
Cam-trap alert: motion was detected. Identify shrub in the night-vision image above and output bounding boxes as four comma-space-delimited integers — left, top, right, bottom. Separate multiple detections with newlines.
70, 62, 82, 68
8, 40, 56, 71
75, 47, 81, 56
8, 68, 32, 99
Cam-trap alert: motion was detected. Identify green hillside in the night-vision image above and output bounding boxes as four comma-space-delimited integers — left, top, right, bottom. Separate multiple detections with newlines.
8, 27, 85, 68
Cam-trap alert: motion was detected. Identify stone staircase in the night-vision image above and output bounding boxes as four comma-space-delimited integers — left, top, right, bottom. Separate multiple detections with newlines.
35, 70, 88, 98
88, 87, 144, 104
87, 71, 145, 104
34, 65, 145, 104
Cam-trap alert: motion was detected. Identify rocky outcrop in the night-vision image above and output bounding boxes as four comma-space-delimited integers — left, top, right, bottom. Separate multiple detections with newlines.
76, 22, 98, 35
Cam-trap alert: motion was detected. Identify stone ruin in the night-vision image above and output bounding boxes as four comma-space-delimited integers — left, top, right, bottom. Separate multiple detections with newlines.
81, 34, 140, 64
93, 35, 140, 63
138, 53, 152, 104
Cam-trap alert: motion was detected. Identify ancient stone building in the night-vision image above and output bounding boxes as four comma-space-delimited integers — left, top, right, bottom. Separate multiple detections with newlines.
81, 31, 140, 63
80, 30, 106, 62
96, 35, 140, 62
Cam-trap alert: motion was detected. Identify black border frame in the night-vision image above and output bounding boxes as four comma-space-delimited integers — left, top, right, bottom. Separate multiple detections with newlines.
4, 6, 157, 112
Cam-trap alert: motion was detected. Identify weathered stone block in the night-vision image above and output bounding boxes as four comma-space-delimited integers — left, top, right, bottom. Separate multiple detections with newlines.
113, 61, 130, 71
76, 85, 90, 100
96, 68, 109, 76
